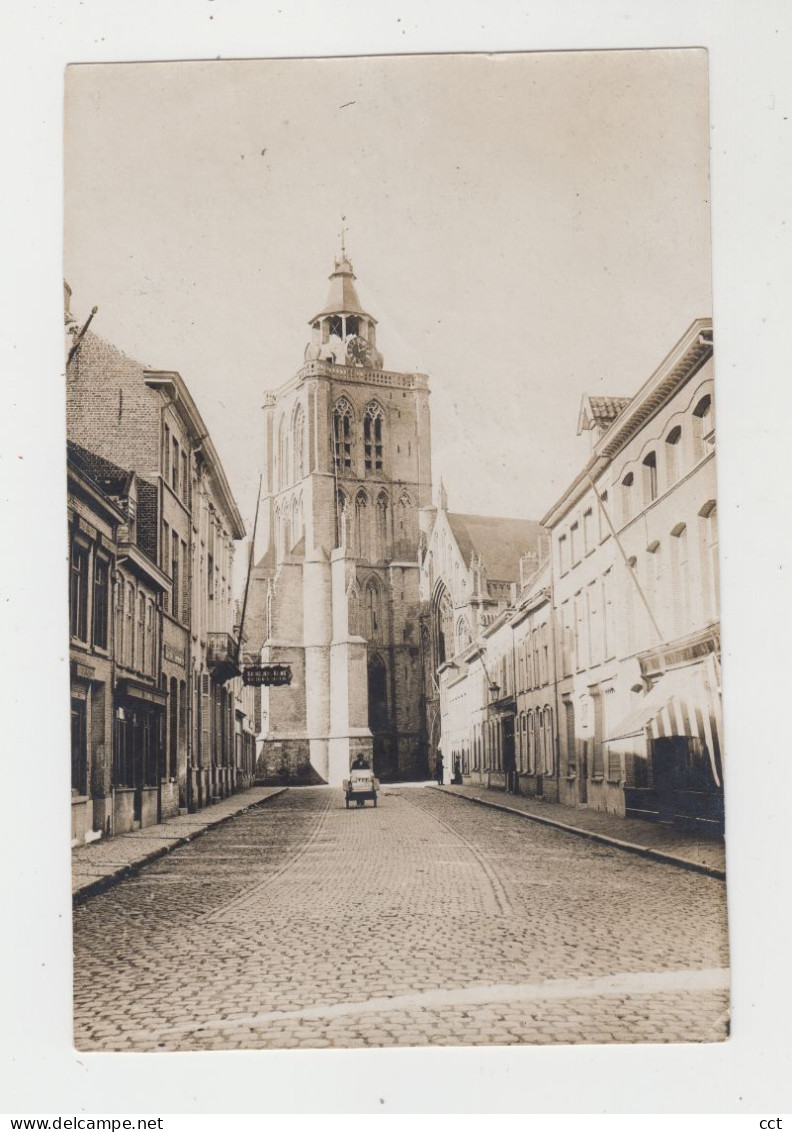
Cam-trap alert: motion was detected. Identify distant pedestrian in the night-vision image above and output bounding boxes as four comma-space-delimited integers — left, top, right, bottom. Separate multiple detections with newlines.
351, 753, 369, 771
435, 753, 444, 785
453, 756, 462, 785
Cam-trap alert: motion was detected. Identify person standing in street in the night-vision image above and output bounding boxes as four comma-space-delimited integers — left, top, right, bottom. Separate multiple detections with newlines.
434, 753, 444, 785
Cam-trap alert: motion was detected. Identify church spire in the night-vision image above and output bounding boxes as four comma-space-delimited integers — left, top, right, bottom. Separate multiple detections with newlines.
304, 241, 383, 370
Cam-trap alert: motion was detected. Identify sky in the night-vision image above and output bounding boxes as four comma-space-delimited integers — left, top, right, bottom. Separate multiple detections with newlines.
64, 51, 712, 554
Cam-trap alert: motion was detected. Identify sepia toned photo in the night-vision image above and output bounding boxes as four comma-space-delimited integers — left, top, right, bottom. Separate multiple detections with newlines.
66, 50, 728, 1052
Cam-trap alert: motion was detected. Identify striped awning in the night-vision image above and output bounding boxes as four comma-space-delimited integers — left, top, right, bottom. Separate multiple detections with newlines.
605, 661, 723, 787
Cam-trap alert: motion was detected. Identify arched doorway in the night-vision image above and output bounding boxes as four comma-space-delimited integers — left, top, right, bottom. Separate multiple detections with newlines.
367, 652, 394, 779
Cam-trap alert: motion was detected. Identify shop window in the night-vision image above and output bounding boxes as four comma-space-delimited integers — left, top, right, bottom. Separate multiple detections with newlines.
70, 698, 88, 794
169, 677, 178, 778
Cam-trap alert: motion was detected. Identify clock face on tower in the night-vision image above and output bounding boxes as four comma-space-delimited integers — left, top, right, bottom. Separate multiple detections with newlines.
345, 334, 373, 367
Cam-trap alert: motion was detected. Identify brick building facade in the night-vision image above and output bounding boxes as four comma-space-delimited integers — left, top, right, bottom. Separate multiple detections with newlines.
66, 287, 253, 823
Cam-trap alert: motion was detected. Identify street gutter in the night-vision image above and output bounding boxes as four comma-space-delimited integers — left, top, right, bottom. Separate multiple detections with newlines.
434, 786, 726, 881
72, 787, 288, 906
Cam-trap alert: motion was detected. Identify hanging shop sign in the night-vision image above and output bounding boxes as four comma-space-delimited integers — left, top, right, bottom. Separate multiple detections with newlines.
242, 663, 293, 687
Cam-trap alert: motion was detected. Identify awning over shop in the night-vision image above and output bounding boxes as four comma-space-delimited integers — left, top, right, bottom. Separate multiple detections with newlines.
115, 677, 167, 708
605, 662, 723, 786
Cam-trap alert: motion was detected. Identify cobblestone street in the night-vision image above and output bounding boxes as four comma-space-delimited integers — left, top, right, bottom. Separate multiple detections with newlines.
73, 787, 729, 1050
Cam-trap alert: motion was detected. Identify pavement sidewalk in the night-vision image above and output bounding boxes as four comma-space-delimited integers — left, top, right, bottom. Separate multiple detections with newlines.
72, 786, 287, 904
435, 784, 726, 879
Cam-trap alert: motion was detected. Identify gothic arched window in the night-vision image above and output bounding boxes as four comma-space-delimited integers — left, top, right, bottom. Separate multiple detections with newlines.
332, 398, 354, 472
375, 491, 389, 561
455, 615, 472, 653
277, 416, 288, 491
364, 401, 384, 473
434, 584, 454, 666
354, 490, 369, 561
336, 489, 350, 550
293, 404, 306, 480
347, 580, 360, 636
364, 576, 382, 641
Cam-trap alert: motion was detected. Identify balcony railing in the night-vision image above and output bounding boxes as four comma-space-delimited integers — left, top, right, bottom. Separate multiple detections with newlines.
207, 631, 241, 682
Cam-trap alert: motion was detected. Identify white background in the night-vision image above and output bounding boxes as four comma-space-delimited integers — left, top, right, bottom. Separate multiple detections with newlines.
2, 0, 791, 1117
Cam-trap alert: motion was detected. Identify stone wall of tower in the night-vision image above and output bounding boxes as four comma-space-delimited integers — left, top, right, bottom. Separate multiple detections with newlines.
248, 253, 433, 786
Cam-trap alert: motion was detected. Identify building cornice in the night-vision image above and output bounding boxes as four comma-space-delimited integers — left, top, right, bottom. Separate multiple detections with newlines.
540, 319, 713, 530
117, 541, 171, 593
595, 319, 713, 462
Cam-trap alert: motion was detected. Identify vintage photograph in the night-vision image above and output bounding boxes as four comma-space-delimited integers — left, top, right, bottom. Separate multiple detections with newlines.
66, 51, 728, 1051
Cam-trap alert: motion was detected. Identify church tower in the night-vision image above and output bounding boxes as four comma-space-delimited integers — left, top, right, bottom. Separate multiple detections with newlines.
247, 248, 432, 785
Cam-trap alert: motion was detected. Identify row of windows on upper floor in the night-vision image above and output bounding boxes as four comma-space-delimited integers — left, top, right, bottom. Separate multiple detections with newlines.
160, 519, 232, 629
443, 500, 718, 692
617, 393, 714, 525
333, 398, 389, 475
556, 392, 714, 577
272, 484, 417, 563
70, 533, 161, 680
274, 399, 414, 491
557, 502, 718, 674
